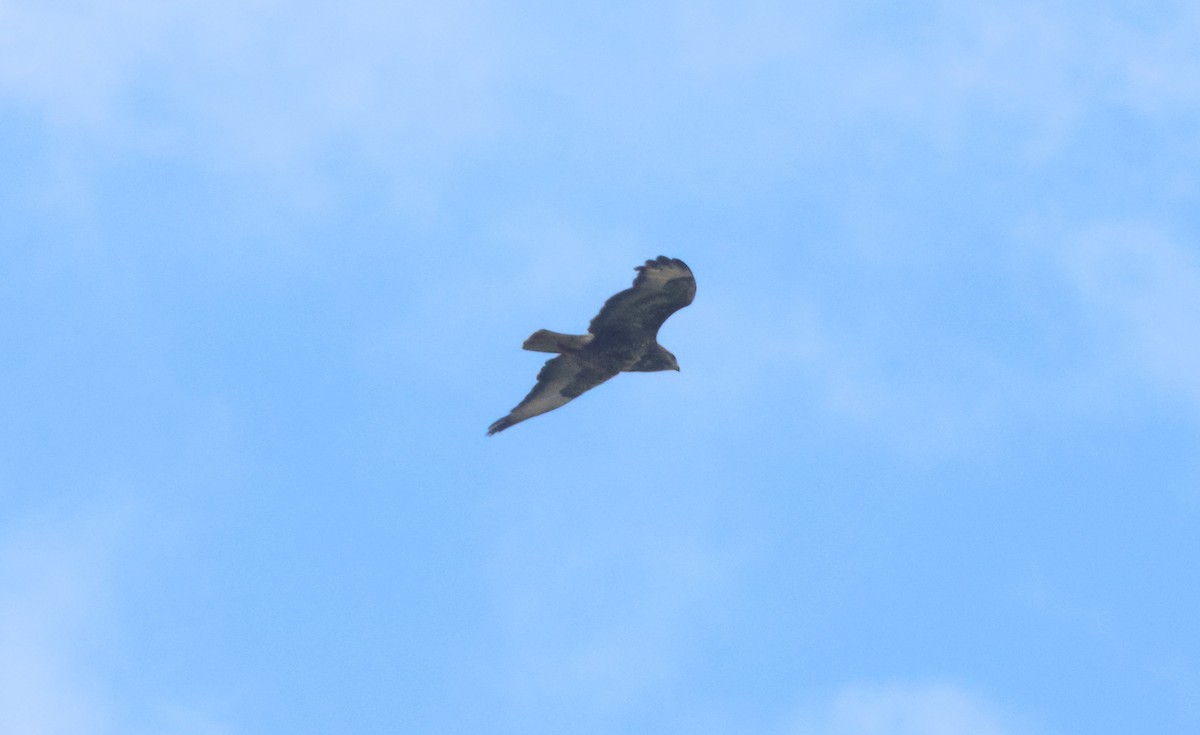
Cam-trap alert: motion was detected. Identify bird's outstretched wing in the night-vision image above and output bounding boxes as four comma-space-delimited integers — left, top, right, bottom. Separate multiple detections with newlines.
587, 256, 696, 338
487, 353, 619, 435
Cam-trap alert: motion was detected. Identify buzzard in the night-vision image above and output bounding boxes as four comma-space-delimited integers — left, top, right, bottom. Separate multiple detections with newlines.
487, 256, 696, 435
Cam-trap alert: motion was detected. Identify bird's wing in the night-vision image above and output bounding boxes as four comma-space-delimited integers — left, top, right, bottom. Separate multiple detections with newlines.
487, 353, 618, 435
587, 256, 696, 338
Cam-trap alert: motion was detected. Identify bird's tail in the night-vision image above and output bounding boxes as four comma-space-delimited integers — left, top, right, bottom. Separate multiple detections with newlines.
522, 330, 593, 354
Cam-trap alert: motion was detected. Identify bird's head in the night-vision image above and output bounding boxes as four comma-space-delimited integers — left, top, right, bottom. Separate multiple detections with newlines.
630, 345, 681, 372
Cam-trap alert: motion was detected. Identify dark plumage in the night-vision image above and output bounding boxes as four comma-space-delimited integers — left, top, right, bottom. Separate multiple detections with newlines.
487, 256, 696, 435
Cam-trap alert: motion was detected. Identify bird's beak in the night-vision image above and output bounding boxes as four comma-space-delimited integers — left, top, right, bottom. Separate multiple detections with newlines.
673, 365, 681, 371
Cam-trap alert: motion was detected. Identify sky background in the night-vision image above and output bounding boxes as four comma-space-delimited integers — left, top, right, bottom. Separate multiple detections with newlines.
3, 1, 1199, 733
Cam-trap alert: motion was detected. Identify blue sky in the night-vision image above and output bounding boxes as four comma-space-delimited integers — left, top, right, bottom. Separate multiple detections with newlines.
3, 1, 1199, 733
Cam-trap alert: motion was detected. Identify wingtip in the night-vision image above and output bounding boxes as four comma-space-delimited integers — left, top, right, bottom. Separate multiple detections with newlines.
634, 255, 691, 276
636, 255, 672, 271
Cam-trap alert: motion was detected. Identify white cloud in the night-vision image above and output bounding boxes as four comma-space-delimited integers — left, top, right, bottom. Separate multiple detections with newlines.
675, 284, 1024, 460
668, 2, 1200, 161
1062, 222, 1200, 410
0, 0, 503, 177
0, 505, 127, 735
0, 502, 233, 735
787, 682, 1040, 735
4, 0, 1197, 220
752, 219, 1200, 456
9, 1, 1195, 170
676, 215, 1200, 461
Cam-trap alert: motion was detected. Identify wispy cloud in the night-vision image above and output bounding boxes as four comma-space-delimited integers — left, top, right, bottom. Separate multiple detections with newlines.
0, 503, 233, 735
676, 283, 1036, 460
667, 2, 1200, 159
0, 0, 503, 180
10, 2, 1196, 174
1061, 222, 1200, 411
680, 214, 1200, 461
787, 682, 1041, 735
0, 505, 126, 735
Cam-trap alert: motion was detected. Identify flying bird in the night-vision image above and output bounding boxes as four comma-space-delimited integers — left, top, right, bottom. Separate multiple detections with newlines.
487, 256, 696, 435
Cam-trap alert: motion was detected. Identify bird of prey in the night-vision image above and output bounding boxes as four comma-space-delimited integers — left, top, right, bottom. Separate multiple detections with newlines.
487, 256, 696, 435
